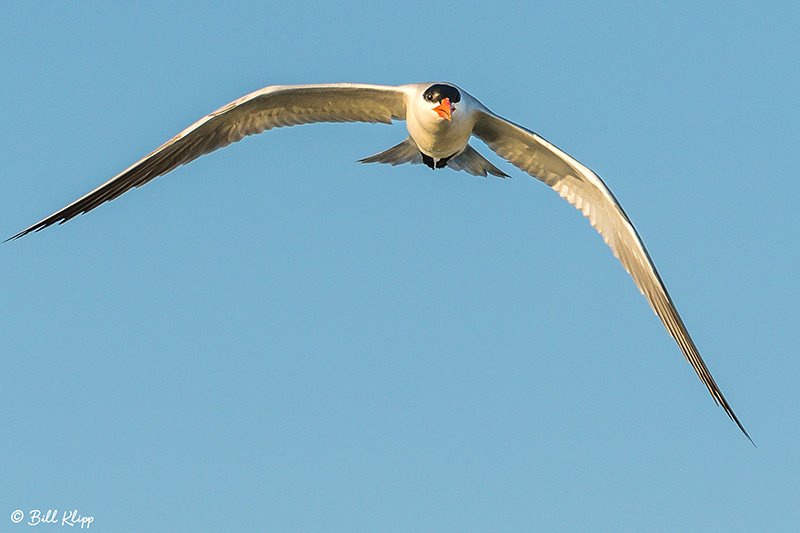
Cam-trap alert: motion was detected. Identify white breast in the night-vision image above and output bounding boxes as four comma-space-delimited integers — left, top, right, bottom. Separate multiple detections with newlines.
404, 88, 476, 159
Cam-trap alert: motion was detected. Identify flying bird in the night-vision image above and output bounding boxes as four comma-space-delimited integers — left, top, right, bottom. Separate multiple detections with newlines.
8, 82, 751, 441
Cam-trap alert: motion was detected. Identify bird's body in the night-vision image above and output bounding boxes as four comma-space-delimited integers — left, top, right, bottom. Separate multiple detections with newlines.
405, 83, 473, 159
9, 82, 751, 441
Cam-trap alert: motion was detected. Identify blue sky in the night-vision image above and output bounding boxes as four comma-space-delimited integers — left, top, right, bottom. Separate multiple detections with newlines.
2, 1, 798, 531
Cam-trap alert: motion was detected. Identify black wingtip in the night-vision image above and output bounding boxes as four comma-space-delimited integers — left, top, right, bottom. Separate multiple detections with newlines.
729, 412, 756, 448
719, 397, 755, 447
4, 231, 28, 243
5, 224, 43, 243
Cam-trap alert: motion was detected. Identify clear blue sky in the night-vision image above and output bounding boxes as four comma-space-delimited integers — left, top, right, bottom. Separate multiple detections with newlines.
2, 1, 798, 531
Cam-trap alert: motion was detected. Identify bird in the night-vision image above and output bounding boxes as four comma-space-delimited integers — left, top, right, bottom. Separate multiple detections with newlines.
8, 82, 751, 441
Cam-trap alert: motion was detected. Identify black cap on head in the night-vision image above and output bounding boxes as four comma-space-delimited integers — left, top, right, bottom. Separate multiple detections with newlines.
423, 84, 461, 104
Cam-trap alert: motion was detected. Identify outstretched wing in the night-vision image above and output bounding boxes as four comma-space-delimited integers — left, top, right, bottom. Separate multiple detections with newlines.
9, 83, 407, 240
472, 109, 751, 441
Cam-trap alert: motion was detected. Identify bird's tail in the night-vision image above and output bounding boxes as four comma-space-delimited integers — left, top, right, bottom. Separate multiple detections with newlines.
358, 137, 423, 167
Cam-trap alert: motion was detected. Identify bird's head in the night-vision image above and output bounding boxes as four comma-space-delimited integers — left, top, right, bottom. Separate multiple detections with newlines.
423, 84, 461, 121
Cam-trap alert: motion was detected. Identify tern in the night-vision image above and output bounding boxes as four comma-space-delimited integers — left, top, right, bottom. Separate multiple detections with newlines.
8, 82, 750, 441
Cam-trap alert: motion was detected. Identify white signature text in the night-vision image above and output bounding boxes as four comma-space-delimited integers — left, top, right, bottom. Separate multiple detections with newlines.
10, 509, 93, 529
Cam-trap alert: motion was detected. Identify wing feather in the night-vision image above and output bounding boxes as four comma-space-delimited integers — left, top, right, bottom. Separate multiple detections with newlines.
472, 109, 751, 441
9, 83, 407, 240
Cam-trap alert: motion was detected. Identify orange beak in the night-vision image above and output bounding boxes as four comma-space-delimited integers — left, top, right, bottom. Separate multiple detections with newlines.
433, 97, 453, 120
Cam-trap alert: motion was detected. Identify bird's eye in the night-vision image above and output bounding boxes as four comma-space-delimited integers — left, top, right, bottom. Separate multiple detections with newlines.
425, 93, 433, 102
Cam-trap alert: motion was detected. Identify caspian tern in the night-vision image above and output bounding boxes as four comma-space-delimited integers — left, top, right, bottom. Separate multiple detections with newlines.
8, 82, 751, 441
